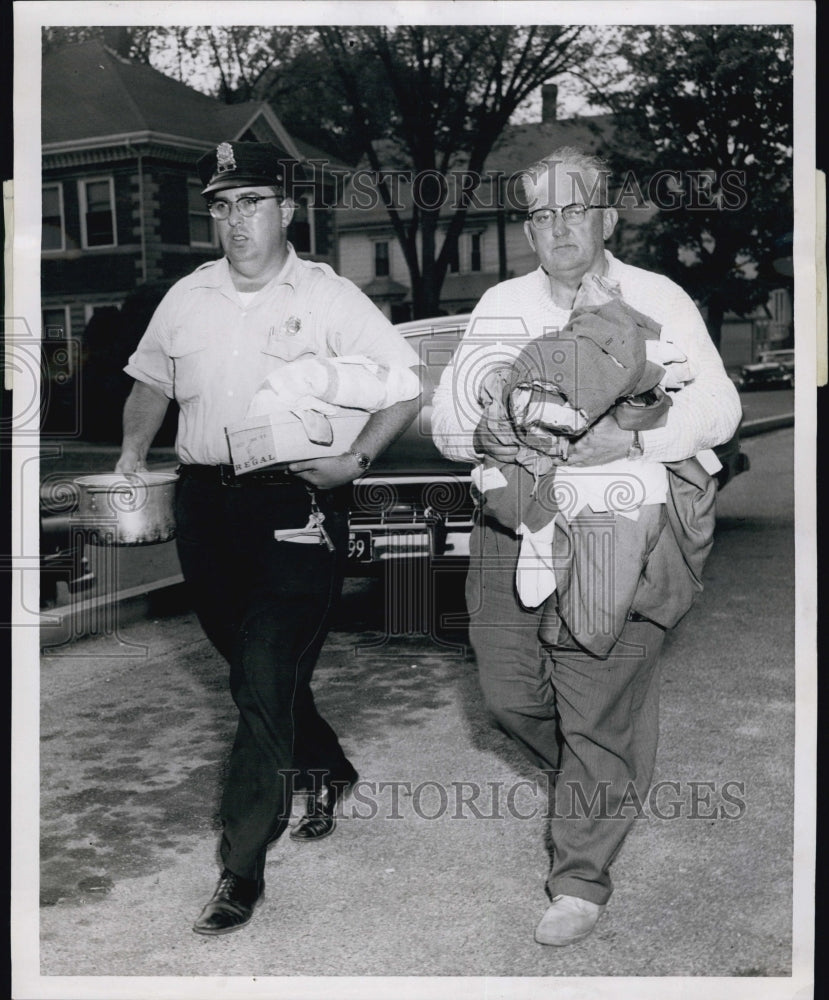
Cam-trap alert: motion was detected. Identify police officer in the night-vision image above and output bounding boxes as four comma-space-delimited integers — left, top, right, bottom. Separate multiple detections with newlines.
116, 141, 421, 935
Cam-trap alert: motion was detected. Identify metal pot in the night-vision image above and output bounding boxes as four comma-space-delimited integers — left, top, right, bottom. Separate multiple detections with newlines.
73, 472, 178, 545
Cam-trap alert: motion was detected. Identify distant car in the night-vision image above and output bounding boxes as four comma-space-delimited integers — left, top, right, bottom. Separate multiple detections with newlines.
757, 348, 795, 374
736, 361, 794, 391
347, 314, 749, 570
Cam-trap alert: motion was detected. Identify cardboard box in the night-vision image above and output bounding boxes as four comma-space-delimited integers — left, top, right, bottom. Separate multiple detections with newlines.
226, 409, 370, 475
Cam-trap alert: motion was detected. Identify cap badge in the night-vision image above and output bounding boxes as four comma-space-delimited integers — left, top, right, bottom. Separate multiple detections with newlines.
216, 142, 236, 174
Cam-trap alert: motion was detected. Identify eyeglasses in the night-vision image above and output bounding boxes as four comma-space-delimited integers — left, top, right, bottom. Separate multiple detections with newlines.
207, 194, 282, 220
527, 204, 609, 229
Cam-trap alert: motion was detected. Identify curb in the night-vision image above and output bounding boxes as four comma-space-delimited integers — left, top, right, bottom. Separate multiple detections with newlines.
740, 414, 794, 438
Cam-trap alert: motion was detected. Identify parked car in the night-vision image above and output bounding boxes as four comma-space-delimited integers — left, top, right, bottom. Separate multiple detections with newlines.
736, 361, 794, 391
39, 315, 751, 602
347, 314, 750, 570
757, 348, 795, 373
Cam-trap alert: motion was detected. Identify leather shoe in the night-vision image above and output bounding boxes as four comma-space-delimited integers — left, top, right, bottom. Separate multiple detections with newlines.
192, 869, 264, 936
534, 894, 605, 946
290, 767, 358, 842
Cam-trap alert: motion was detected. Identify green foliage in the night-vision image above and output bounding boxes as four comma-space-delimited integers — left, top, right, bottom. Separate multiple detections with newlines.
592, 25, 793, 345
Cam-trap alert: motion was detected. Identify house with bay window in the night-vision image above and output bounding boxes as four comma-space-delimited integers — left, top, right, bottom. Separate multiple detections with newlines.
41, 39, 346, 393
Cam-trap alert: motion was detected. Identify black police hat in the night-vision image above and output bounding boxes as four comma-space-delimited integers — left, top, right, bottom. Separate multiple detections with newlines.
197, 141, 286, 196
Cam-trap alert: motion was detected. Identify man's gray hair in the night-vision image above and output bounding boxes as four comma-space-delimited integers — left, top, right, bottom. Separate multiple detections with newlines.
520, 146, 612, 206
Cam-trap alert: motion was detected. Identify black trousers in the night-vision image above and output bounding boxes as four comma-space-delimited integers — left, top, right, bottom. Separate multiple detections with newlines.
175, 471, 353, 881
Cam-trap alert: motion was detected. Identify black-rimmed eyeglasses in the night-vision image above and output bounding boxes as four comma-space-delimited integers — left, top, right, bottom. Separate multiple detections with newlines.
207, 194, 282, 220
527, 204, 609, 229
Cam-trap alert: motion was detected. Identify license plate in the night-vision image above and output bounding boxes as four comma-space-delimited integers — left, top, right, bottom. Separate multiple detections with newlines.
348, 530, 373, 563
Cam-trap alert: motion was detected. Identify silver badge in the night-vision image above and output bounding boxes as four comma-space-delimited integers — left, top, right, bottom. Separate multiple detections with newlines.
284, 316, 302, 337
216, 142, 236, 174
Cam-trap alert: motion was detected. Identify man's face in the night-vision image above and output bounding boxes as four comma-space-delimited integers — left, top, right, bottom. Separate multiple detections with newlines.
211, 185, 294, 276
523, 162, 617, 283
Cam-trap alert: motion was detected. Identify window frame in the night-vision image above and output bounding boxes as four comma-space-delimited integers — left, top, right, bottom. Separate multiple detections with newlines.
374, 239, 390, 278
78, 175, 117, 250
188, 180, 217, 248
470, 231, 483, 273
83, 301, 122, 325
42, 182, 66, 253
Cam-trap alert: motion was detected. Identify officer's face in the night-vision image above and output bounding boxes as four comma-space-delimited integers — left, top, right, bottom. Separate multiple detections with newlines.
523, 163, 617, 283
212, 185, 295, 277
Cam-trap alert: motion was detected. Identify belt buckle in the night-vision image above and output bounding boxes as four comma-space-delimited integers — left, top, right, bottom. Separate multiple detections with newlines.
220, 465, 239, 487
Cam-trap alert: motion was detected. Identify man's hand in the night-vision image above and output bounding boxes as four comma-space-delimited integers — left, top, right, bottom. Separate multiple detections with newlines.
473, 412, 521, 463
287, 454, 364, 489
563, 414, 634, 466
115, 449, 148, 474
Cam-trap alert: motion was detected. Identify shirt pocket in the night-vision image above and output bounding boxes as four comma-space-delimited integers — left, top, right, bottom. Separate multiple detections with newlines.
262, 318, 319, 365
169, 336, 208, 403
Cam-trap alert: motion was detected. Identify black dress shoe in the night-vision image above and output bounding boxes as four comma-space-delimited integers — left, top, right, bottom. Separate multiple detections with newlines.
290, 767, 358, 842
192, 869, 264, 936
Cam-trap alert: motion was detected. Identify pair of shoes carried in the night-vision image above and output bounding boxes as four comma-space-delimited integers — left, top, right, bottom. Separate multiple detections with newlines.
192, 869, 264, 936
290, 764, 359, 842
534, 894, 606, 946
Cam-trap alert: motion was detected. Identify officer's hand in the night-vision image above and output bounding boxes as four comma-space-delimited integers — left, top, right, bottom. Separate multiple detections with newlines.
473, 412, 521, 463
563, 414, 633, 466
287, 454, 364, 489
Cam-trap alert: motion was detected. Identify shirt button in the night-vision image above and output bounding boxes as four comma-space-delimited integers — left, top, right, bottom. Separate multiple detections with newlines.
227, 390, 234, 397
232, 350, 239, 356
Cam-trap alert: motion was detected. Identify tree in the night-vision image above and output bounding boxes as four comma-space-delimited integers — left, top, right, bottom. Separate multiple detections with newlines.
582, 25, 793, 349
311, 25, 604, 318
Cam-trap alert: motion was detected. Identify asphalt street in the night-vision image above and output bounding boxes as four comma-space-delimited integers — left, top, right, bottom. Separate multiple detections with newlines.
25, 423, 805, 997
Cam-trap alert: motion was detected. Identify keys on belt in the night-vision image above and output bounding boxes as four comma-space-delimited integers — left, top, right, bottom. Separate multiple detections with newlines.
273, 497, 335, 551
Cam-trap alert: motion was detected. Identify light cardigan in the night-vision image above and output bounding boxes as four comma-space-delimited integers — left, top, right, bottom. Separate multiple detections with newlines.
431, 251, 742, 468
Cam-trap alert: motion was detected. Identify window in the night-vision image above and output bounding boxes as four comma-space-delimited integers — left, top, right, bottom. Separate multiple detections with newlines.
79, 177, 116, 248
448, 239, 460, 274
470, 233, 482, 272
84, 302, 122, 324
374, 241, 390, 277
42, 184, 65, 252
188, 181, 216, 247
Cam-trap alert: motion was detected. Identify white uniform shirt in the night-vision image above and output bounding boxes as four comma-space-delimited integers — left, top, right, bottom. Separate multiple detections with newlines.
126, 246, 420, 465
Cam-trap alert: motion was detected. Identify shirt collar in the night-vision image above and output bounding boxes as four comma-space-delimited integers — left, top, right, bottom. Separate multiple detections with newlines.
192, 243, 300, 293
535, 249, 620, 305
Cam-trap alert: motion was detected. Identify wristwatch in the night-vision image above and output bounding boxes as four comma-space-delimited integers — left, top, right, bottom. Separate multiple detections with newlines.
627, 430, 644, 460
348, 450, 372, 472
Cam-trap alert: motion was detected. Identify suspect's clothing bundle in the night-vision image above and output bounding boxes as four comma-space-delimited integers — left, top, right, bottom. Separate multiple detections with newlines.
463, 271, 719, 652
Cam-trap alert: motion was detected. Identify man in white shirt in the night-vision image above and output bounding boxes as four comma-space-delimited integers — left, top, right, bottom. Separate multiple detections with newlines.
117, 141, 421, 936
432, 146, 741, 946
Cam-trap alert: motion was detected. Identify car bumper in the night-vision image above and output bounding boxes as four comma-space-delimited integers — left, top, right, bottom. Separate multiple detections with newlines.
347, 473, 475, 570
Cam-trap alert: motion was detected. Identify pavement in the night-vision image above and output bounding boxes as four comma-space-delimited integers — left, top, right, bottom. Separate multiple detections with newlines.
19, 412, 807, 998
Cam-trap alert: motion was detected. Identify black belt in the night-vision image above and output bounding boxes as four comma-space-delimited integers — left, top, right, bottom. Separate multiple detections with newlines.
178, 463, 297, 487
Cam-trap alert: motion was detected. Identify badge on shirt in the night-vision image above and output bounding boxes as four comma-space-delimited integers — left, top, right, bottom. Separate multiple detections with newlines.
283, 316, 302, 337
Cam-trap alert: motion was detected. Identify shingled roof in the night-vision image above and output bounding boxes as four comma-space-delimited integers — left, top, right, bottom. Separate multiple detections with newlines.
41, 40, 348, 170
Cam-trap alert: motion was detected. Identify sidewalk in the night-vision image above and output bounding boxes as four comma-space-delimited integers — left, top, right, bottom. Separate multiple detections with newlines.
29, 429, 798, 988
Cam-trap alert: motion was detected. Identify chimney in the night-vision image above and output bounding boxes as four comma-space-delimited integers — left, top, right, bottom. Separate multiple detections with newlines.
541, 84, 558, 122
